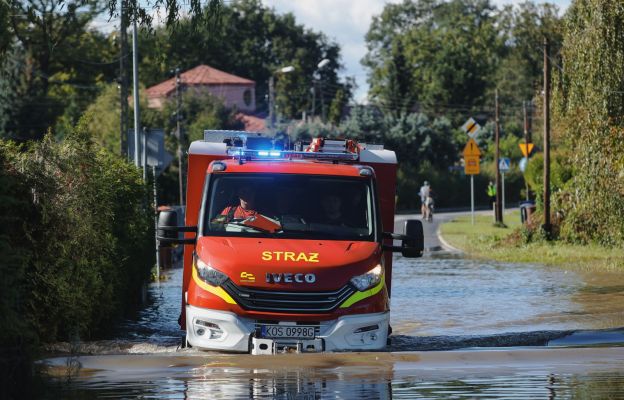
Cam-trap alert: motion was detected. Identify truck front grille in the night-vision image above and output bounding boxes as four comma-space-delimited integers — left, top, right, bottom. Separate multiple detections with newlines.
222, 281, 356, 313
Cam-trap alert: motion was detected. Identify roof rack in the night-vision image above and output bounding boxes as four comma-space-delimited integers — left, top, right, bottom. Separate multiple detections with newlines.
226, 148, 358, 162
203, 130, 366, 163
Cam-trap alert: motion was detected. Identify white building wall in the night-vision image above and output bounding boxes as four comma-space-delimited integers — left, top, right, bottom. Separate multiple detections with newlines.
195, 84, 256, 113
150, 84, 256, 112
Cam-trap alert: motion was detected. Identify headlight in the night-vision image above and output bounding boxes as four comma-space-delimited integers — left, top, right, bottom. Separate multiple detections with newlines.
350, 264, 383, 291
195, 255, 228, 286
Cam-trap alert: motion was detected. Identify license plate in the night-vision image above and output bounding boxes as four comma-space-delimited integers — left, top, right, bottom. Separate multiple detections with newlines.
260, 325, 315, 339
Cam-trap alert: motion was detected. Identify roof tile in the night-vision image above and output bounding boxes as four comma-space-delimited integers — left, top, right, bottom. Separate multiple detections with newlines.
145, 65, 255, 98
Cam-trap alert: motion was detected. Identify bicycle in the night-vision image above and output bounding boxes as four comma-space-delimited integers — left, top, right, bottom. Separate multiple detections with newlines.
425, 197, 434, 222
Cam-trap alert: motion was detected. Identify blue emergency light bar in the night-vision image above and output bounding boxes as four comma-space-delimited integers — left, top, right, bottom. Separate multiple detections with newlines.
227, 148, 359, 162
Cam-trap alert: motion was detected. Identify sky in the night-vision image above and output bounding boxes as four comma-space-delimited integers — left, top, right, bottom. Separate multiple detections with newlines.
262, 0, 571, 103
91, 0, 571, 102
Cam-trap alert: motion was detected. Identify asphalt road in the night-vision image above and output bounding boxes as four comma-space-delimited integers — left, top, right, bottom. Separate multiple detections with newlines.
395, 211, 463, 252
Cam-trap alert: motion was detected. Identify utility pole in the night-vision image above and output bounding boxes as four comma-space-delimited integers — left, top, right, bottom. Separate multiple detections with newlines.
132, 16, 140, 167
119, 0, 128, 157
523, 101, 530, 201
142, 127, 147, 181
175, 68, 184, 206
320, 79, 326, 123
543, 37, 551, 235
153, 165, 160, 281
268, 76, 275, 133
311, 83, 316, 120
268, 66, 295, 133
312, 59, 329, 122
495, 88, 503, 224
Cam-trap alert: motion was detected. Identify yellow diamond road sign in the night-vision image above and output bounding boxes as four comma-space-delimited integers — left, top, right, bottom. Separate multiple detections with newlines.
462, 117, 481, 138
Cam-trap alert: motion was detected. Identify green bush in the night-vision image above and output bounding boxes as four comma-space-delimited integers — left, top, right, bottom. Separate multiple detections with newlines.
523, 151, 573, 207
0, 117, 153, 344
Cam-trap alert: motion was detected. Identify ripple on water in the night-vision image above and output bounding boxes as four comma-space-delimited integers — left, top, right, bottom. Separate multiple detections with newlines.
42, 348, 624, 399
390, 255, 594, 336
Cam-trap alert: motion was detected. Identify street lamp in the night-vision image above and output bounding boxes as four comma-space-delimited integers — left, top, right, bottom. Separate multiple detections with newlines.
312, 59, 330, 122
269, 65, 295, 133
317, 59, 330, 69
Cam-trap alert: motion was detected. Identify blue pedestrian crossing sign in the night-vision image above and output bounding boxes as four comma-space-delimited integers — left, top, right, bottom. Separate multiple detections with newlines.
499, 157, 511, 172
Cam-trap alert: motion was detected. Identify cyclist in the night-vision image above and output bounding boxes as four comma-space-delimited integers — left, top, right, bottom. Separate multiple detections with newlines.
424, 187, 435, 222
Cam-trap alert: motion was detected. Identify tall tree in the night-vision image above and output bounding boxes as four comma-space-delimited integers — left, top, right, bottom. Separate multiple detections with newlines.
493, 1, 562, 124
4, 0, 119, 140
364, 0, 502, 121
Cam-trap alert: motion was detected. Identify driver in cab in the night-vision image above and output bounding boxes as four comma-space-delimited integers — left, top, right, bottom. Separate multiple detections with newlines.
215, 185, 281, 233
220, 186, 258, 221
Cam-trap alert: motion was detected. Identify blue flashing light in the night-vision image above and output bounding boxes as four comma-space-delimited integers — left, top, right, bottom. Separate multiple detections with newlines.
258, 151, 269, 156
269, 151, 281, 157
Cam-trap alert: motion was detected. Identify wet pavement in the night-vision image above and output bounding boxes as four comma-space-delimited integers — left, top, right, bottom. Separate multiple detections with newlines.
40, 212, 624, 398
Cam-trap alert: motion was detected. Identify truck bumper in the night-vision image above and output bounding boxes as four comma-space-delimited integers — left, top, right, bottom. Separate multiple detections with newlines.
186, 305, 389, 353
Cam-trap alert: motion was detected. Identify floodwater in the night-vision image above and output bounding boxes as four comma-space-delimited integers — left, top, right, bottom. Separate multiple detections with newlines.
40, 251, 624, 398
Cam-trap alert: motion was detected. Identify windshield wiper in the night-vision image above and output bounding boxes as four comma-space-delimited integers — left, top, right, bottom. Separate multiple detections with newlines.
224, 221, 273, 233
280, 227, 343, 236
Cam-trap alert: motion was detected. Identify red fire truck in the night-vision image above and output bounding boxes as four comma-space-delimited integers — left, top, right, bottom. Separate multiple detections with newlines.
158, 131, 423, 354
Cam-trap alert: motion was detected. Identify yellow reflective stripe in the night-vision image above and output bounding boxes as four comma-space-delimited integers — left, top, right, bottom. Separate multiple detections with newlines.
340, 275, 385, 308
192, 265, 237, 304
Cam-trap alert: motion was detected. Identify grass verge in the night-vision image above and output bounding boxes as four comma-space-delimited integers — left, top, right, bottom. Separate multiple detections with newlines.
439, 211, 624, 271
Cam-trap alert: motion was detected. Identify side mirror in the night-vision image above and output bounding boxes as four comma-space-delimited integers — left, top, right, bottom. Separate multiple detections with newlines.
382, 219, 424, 258
157, 210, 197, 246
401, 220, 424, 258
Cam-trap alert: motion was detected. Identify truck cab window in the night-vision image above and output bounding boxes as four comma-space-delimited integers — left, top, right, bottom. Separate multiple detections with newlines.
204, 175, 374, 240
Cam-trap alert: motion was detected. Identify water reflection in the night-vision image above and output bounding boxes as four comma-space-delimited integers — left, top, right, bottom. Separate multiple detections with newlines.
113, 267, 184, 346
43, 349, 624, 399
39, 247, 624, 398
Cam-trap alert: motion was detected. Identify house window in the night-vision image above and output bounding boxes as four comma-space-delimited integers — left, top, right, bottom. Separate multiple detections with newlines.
243, 89, 252, 106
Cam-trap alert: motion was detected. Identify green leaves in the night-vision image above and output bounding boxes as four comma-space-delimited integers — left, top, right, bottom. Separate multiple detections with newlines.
364, 0, 562, 129
365, 0, 502, 118
552, 0, 624, 245
0, 120, 153, 344
137, 0, 348, 121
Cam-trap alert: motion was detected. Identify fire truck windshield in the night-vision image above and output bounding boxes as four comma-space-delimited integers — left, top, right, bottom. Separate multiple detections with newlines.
202, 174, 375, 241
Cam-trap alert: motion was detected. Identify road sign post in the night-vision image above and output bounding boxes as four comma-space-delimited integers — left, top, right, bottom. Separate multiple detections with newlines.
463, 138, 482, 225
471, 170, 476, 225
499, 158, 510, 215
502, 172, 505, 214
128, 129, 174, 177
153, 165, 159, 283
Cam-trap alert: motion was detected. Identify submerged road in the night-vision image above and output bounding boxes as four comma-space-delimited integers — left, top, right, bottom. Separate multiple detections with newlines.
395, 211, 456, 252
41, 210, 624, 398
395, 209, 492, 252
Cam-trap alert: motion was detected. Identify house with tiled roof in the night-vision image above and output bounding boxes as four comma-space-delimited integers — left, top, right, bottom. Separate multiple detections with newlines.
145, 65, 257, 113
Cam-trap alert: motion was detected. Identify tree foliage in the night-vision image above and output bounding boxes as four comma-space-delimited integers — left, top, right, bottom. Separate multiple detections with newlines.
0, 119, 153, 344
137, 0, 349, 120
364, 0, 561, 130
364, 0, 502, 118
495, 1, 562, 105
3, 0, 120, 140
551, 0, 624, 245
